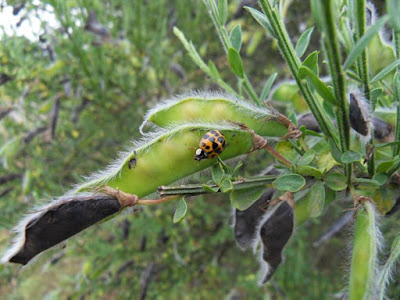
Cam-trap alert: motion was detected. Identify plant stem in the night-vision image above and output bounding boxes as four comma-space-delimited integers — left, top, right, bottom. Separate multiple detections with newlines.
353, 0, 375, 176
137, 195, 180, 205
393, 31, 400, 156
158, 175, 278, 196
259, 0, 339, 148
263, 144, 293, 168
243, 75, 263, 105
320, 0, 353, 184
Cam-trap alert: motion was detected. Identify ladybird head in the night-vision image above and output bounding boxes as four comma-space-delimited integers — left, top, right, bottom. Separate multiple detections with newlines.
194, 148, 208, 161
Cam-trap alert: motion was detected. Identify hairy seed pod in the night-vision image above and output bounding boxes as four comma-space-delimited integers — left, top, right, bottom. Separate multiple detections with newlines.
78, 123, 259, 196
139, 92, 288, 137
349, 92, 371, 139
349, 201, 381, 300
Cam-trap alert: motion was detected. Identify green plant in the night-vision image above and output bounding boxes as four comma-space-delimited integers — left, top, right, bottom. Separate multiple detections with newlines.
2, 0, 400, 298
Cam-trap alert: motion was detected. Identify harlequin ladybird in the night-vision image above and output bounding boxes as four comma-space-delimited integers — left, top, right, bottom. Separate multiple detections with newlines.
195, 130, 226, 161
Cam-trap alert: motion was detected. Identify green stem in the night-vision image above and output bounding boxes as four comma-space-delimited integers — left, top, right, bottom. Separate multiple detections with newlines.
243, 75, 263, 106
259, 0, 339, 148
393, 32, 400, 156
158, 175, 278, 196
353, 0, 375, 175
320, 0, 352, 184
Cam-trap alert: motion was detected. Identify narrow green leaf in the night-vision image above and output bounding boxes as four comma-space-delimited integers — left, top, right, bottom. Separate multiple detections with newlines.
298, 66, 336, 105
244, 6, 274, 37
375, 141, 400, 148
356, 178, 380, 186
208, 61, 220, 80
378, 236, 400, 299
328, 139, 342, 163
297, 149, 316, 166
220, 178, 233, 193
273, 174, 306, 192
230, 24, 242, 52
230, 186, 265, 211
371, 59, 400, 84
228, 47, 244, 78
344, 15, 390, 70
371, 88, 383, 103
325, 172, 347, 191
173, 198, 187, 223
212, 163, 224, 185
260, 73, 277, 101
302, 50, 319, 74
218, 0, 228, 25
295, 27, 314, 58
341, 150, 362, 163
308, 182, 325, 218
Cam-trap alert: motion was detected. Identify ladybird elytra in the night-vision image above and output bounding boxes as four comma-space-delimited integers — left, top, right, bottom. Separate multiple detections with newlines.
195, 130, 226, 161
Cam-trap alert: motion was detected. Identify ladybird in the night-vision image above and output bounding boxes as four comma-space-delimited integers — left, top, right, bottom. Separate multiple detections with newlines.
195, 130, 226, 161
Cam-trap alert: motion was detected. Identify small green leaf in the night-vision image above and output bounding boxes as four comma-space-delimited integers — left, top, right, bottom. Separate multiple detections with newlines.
308, 182, 325, 218
230, 24, 242, 52
228, 48, 244, 78
341, 150, 362, 163
370, 59, 400, 84
325, 172, 347, 191
297, 165, 322, 178
273, 174, 306, 192
173, 198, 187, 223
378, 236, 400, 299
218, 0, 228, 25
208, 61, 220, 80
356, 178, 380, 186
302, 51, 319, 74
220, 178, 233, 192
375, 141, 400, 148
212, 163, 224, 185
297, 149, 316, 166
371, 88, 383, 103
328, 139, 342, 163
230, 186, 265, 211
376, 160, 397, 173
298, 66, 336, 105
372, 173, 389, 186
295, 27, 314, 58
344, 15, 390, 70
260, 72, 278, 101
202, 184, 219, 193
245, 6, 274, 37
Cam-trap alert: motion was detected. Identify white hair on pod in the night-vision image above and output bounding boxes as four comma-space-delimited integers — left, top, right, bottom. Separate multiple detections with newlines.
254, 201, 283, 286
75, 122, 245, 192
139, 90, 276, 134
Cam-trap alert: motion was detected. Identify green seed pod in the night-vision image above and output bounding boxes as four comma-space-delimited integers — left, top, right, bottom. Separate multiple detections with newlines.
78, 123, 259, 196
139, 92, 288, 137
349, 201, 381, 300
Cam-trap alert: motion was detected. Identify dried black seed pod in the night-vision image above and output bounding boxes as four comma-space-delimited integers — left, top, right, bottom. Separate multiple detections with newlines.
349, 92, 371, 138
258, 201, 294, 284
2, 193, 123, 265
298, 113, 321, 132
234, 189, 274, 250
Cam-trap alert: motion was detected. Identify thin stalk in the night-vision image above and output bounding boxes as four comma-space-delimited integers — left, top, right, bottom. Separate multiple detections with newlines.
158, 175, 278, 196
320, 0, 352, 184
243, 75, 263, 105
353, 0, 375, 175
393, 32, 400, 156
259, 0, 339, 148
264, 144, 293, 168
